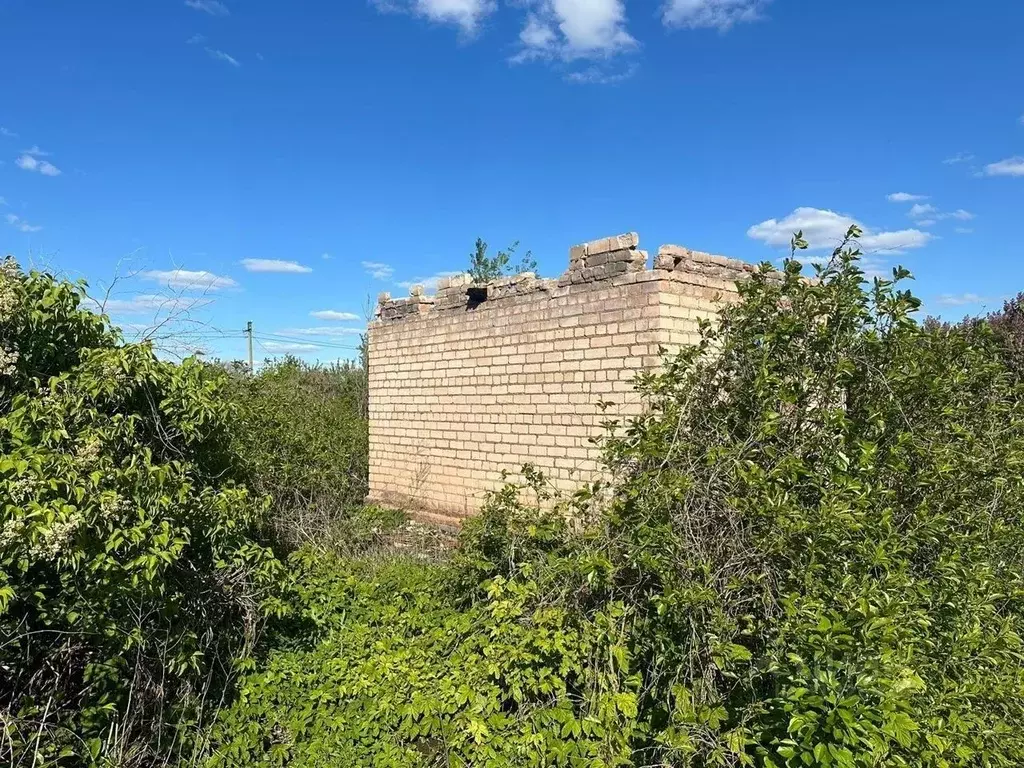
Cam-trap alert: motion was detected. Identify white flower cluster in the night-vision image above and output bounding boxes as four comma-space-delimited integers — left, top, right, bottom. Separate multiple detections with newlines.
29, 512, 84, 560
0, 345, 19, 377
7, 477, 35, 505
75, 436, 102, 463
99, 491, 133, 518
0, 257, 19, 324
0, 518, 26, 549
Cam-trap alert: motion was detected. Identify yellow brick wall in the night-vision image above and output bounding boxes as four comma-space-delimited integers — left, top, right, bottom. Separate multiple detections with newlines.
367, 236, 748, 523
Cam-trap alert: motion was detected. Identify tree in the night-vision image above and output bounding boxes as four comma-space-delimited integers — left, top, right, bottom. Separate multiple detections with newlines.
467, 237, 537, 283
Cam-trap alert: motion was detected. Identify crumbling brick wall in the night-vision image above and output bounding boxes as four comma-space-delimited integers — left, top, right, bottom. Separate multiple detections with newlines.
367, 232, 756, 525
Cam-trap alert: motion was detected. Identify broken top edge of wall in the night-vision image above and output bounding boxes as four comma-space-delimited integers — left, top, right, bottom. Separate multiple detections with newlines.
373, 232, 758, 324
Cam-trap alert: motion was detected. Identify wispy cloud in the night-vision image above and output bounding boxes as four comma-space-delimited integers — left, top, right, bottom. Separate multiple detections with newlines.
982, 156, 1024, 177
260, 340, 322, 354
907, 203, 974, 225
887, 192, 928, 203
310, 310, 360, 321
0, 127, 18, 138
662, 0, 767, 30
15, 146, 61, 176
141, 269, 238, 291
5, 213, 42, 233
362, 260, 394, 280
908, 203, 936, 219
372, 0, 495, 35
206, 48, 241, 67
936, 293, 1000, 307
186, 33, 206, 45
321, 252, 331, 260
185, 0, 229, 16
90, 293, 213, 315
277, 326, 365, 337
565, 63, 638, 84
954, 227, 974, 234
748, 207, 932, 254
396, 271, 463, 293
240, 258, 312, 273
942, 152, 975, 165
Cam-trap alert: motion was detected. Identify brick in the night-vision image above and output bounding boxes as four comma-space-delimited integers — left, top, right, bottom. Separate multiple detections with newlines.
368, 232, 746, 520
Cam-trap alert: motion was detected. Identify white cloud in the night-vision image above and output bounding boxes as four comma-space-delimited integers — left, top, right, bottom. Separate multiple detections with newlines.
909, 204, 974, 224
983, 156, 1024, 177
362, 260, 394, 280
5, 213, 42, 233
936, 293, 998, 307
321, 252, 331, 260
372, 0, 496, 34
565, 63, 637, 84
206, 48, 241, 67
277, 326, 365, 337
887, 192, 928, 202
15, 153, 61, 176
515, 0, 636, 61
396, 270, 464, 293
310, 310, 361, 321
141, 269, 238, 291
185, 0, 229, 15
662, 0, 766, 30
0, 127, 17, 138
91, 293, 213, 315
21, 145, 49, 156
954, 227, 974, 234
186, 33, 206, 44
747, 207, 932, 254
943, 152, 975, 165
520, 14, 557, 48
240, 258, 313, 273
260, 340, 322, 354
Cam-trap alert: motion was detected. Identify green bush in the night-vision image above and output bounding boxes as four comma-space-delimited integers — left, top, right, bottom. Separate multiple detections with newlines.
207, 547, 640, 767
594, 229, 1024, 765
222, 356, 369, 552
0, 259, 286, 766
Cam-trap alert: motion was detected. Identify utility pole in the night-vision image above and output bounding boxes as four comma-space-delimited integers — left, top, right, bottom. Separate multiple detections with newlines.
245, 321, 254, 373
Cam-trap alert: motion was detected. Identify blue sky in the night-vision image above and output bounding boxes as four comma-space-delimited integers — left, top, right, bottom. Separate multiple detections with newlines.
1, 0, 1022, 363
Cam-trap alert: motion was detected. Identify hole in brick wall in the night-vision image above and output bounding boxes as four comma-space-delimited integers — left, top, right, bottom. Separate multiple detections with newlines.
466, 286, 488, 309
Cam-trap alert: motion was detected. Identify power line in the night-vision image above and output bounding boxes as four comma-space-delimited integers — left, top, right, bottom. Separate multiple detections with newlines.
252, 332, 362, 351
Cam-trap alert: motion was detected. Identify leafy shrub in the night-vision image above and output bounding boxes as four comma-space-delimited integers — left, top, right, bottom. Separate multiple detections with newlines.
0, 260, 286, 766
467, 238, 537, 283
594, 229, 1024, 766
208, 548, 640, 768
222, 357, 369, 552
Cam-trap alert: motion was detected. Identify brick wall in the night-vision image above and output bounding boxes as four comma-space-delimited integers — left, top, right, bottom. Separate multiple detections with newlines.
367, 233, 755, 524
